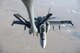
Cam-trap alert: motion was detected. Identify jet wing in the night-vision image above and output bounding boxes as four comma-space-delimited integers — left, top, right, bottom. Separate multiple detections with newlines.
48, 20, 74, 26
11, 21, 26, 26
12, 14, 31, 29
48, 20, 74, 30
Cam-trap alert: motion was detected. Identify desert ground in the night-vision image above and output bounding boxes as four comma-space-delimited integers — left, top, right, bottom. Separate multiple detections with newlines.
0, 0, 80, 53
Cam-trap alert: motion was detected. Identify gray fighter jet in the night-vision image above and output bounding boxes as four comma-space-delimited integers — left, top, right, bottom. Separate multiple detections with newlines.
11, 0, 74, 48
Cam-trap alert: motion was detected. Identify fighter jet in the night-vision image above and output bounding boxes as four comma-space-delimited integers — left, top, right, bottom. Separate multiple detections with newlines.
12, 13, 52, 48
11, 0, 74, 48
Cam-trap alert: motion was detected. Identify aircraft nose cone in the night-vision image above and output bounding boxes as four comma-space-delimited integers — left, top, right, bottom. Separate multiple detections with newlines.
42, 39, 46, 48
41, 32, 46, 48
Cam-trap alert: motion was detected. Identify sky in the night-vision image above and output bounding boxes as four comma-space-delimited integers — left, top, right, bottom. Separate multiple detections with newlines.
0, 0, 80, 53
